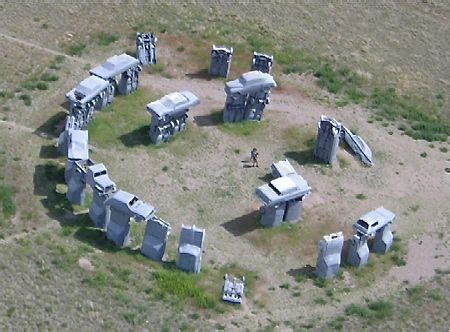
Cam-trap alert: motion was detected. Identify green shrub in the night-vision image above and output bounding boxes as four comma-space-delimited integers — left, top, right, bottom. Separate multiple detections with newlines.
64, 41, 86, 56
40, 73, 59, 82
95, 31, 120, 46
439, 147, 448, 153
314, 297, 327, 305
391, 253, 406, 266
420, 152, 427, 158
147, 62, 166, 74
0, 185, 16, 218
279, 283, 290, 289
368, 300, 394, 319
36, 82, 49, 90
19, 94, 31, 106
313, 277, 327, 288
153, 268, 216, 309
345, 303, 370, 317
0, 91, 14, 99
176, 45, 185, 52
356, 193, 367, 200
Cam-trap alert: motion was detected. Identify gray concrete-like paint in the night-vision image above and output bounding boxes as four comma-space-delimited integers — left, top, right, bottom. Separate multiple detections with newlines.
105, 190, 155, 247
373, 224, 394, 254
314, 115, 341, 164
86, 163, 117, 229
223, 71, 276, 123
222, 274, 245, 304
65, 159, 94, 206
251, 52, 273, 74
271, 159, 297, 178
140, 216, 171, 261
147, 91, 200, 144
136, 32, 157, 65
315, 232, 344, 279
347, 233, 370, 267
314, 115, 373, 166
58, 116, 81, 156
90, 53, 141, 99
209, 45, 233, 78
176, 224, 205, 273
256, 165, 311, 227
353, 206, 396, 238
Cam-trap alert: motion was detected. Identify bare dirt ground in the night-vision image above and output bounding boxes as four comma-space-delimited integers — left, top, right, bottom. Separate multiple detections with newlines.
0, 1, 449, 331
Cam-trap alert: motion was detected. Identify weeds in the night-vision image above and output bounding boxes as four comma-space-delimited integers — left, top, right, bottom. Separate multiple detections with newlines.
40, 73, 59, 82
368, 300, 394, 319
0, 185, 16, 219
345, 303, 370, 317
64, 41, 86, 56
152, 267, 216, 309
147, 62, 166, 74
19, 94, 31, 106
355, 193, 367, 200
279, 283, 290, 289
94, 31, 120, 46
313, 277, 328, 288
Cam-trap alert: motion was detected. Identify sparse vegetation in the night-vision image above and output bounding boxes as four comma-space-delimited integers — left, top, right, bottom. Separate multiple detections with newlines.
279, 282, 290, 289
355, 193, 367, 200
40, 73, 59, 82
152, 267, 216, 309
313, 277, 328, 288
94, 31, 120, 46
63, 40, 87, 56
0, 185, 16, 219
19, 94, 31, 106
147, 62, 166, 74
345, 303, 370, 317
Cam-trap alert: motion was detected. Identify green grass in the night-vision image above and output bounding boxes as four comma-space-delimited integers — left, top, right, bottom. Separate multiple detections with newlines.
19, 94, 31, 106
355, 193, 367, 200
94, 31, 120, 46
88, 88, 157, 147
313, 277, 328, 288
147, 62, 166, 74
40, 73, 59, 82
345, 304, 370, 317
368, 300, 394, 319
21, 81, 49, 91
337, 155, 350, 169
63, 41, 87, 56
209, 110, 268, 137
0, 91, 14, 99
0, 185, 16, 219
279, 283, 290, 289
152, 266, 216, 309
371, 87, 449, 142
274, 44, 450, 142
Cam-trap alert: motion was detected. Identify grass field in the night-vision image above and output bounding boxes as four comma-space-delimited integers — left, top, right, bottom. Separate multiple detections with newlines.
0, 1, 449, 331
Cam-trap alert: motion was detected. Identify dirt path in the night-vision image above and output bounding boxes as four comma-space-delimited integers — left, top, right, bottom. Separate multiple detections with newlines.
0, 30, 88, 64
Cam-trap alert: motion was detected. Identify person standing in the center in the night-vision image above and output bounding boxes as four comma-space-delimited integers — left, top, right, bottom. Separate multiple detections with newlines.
250, 148, 259, 167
